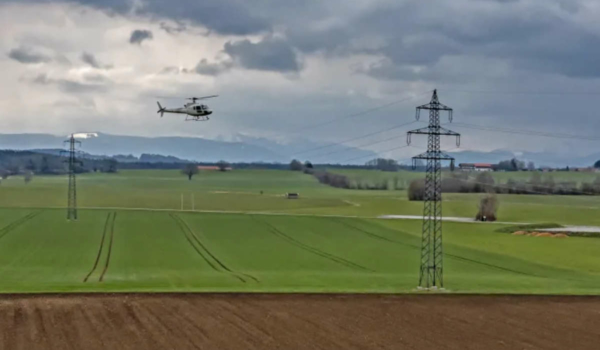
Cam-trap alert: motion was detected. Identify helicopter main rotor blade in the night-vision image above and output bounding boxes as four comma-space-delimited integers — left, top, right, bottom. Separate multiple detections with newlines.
187, 95, 219, 101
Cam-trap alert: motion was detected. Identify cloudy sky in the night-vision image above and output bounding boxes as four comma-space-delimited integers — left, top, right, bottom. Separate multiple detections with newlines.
1, 0, 600, 159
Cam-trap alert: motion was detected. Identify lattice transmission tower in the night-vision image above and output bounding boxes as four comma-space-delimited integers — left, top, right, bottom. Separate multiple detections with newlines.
64, 135, 81, 220
407, 89, 460, 289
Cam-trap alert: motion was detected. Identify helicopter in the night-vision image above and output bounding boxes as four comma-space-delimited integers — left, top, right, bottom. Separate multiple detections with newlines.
156, 95, 218, 121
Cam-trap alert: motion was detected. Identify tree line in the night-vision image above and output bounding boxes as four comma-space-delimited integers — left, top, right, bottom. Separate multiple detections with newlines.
408, 172, 600, 200
0, 150, 118, 177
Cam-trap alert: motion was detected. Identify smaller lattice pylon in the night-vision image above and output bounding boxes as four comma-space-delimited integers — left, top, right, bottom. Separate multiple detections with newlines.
61, 135, 82, 220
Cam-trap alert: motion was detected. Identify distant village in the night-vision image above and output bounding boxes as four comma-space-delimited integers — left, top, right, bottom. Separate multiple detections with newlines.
458, 162, 599, 173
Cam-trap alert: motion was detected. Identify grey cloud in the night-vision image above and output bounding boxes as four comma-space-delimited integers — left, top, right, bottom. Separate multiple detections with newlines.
32, 73, 108, 93
46, 0, 269, 35
81, 52, 113, 69
82, 73, 110, 83
194, 59, 233, 76
279, 0, 599, 79
55, 55, 72, 66
159, 22, 187, 34
129, 29, 153, 45
81, 52, 100, 67
159, 66, 180, 74
224, 38, 302, 73
8, 46, 51, 64
159, 66, 191, 74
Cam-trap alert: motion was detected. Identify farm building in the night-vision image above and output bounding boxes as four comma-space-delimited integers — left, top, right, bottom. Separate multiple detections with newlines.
197, 165, 232, 171
458, 163, 493, 172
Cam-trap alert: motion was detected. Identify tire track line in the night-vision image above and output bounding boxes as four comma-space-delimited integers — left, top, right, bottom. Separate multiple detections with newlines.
170, 214, 220, 272
332, 218, 408, 245
334, 219, 537, 277
83, 212, 112, 282
251, 216, 372, 272
0, 211, 42, 241
176, 215, 259, 283
171, 214, 255, 283
99, 212, 117, 282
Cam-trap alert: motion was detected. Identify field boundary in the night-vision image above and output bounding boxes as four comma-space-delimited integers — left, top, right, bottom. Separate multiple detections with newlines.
4, 206, 522, 225
0, 211, 42, 241
170, 214, 257, 283
251, 216, 373, 272
99, 212, 117, 282
83, 212, 113, 282
1, 292, 600, 298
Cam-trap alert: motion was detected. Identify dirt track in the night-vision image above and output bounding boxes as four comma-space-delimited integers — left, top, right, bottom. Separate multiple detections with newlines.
0, 294, 598, 350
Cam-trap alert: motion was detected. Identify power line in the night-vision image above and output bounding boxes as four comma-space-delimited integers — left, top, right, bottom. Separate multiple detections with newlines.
291, 90, 432, 134
450, 122, 600, 142
309, 132, 409, 160
292, 120, 418, 157
440, 88, 600, 96
336, 144, 410, 164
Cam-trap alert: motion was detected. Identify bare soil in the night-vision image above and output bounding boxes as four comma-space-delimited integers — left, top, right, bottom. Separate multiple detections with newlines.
0, 293, 598, 350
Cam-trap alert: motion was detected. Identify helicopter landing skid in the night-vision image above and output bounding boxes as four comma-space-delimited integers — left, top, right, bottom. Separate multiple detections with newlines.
185, 116, 210, 122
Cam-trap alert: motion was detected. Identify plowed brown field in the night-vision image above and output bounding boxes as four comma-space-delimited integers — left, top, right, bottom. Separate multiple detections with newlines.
0, 294, 598, 350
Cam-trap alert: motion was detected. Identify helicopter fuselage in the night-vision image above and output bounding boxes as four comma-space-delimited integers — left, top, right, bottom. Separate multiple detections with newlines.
164, 103, 212, 117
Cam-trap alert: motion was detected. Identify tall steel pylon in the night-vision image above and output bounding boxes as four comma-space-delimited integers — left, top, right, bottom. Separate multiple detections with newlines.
407, 89, 460, 289
64, 135, 81, 220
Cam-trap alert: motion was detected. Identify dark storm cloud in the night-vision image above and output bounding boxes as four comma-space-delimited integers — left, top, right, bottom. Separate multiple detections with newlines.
129, 29, 153, 44
224, 38, 301, 73
11, 0, 269, 35
4, 0, 598, 80
291, 0, 600, 79
8, 46, 51, 64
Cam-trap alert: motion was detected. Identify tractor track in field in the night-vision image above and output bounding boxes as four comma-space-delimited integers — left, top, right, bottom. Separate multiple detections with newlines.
443, 253, 538, 277
0, 211, 42, 241
83, 212, 113, 282
170, 214, 257, 283
99, 212, 117, 282
251, 216, 372, 272
334, 219, 539, 278
332, 218, 404, 245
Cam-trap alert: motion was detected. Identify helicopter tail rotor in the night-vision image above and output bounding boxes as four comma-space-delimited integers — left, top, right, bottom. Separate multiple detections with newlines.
156, 102, 166, 117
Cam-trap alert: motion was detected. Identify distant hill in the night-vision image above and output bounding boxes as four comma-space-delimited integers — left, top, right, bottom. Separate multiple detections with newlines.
0, 133, 376, 163
2, 133, 595, 167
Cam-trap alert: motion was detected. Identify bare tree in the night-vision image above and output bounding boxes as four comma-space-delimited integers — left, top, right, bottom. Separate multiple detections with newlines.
527, 161, 536, 171
408, 179, 425, 201
216, 160, 230, 172
181, 163, 199, 180
290, 159, 303, 171
476, 194, 498, 221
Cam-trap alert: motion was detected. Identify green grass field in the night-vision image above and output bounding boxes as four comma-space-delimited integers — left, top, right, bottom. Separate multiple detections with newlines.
0, 169, 598, 294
